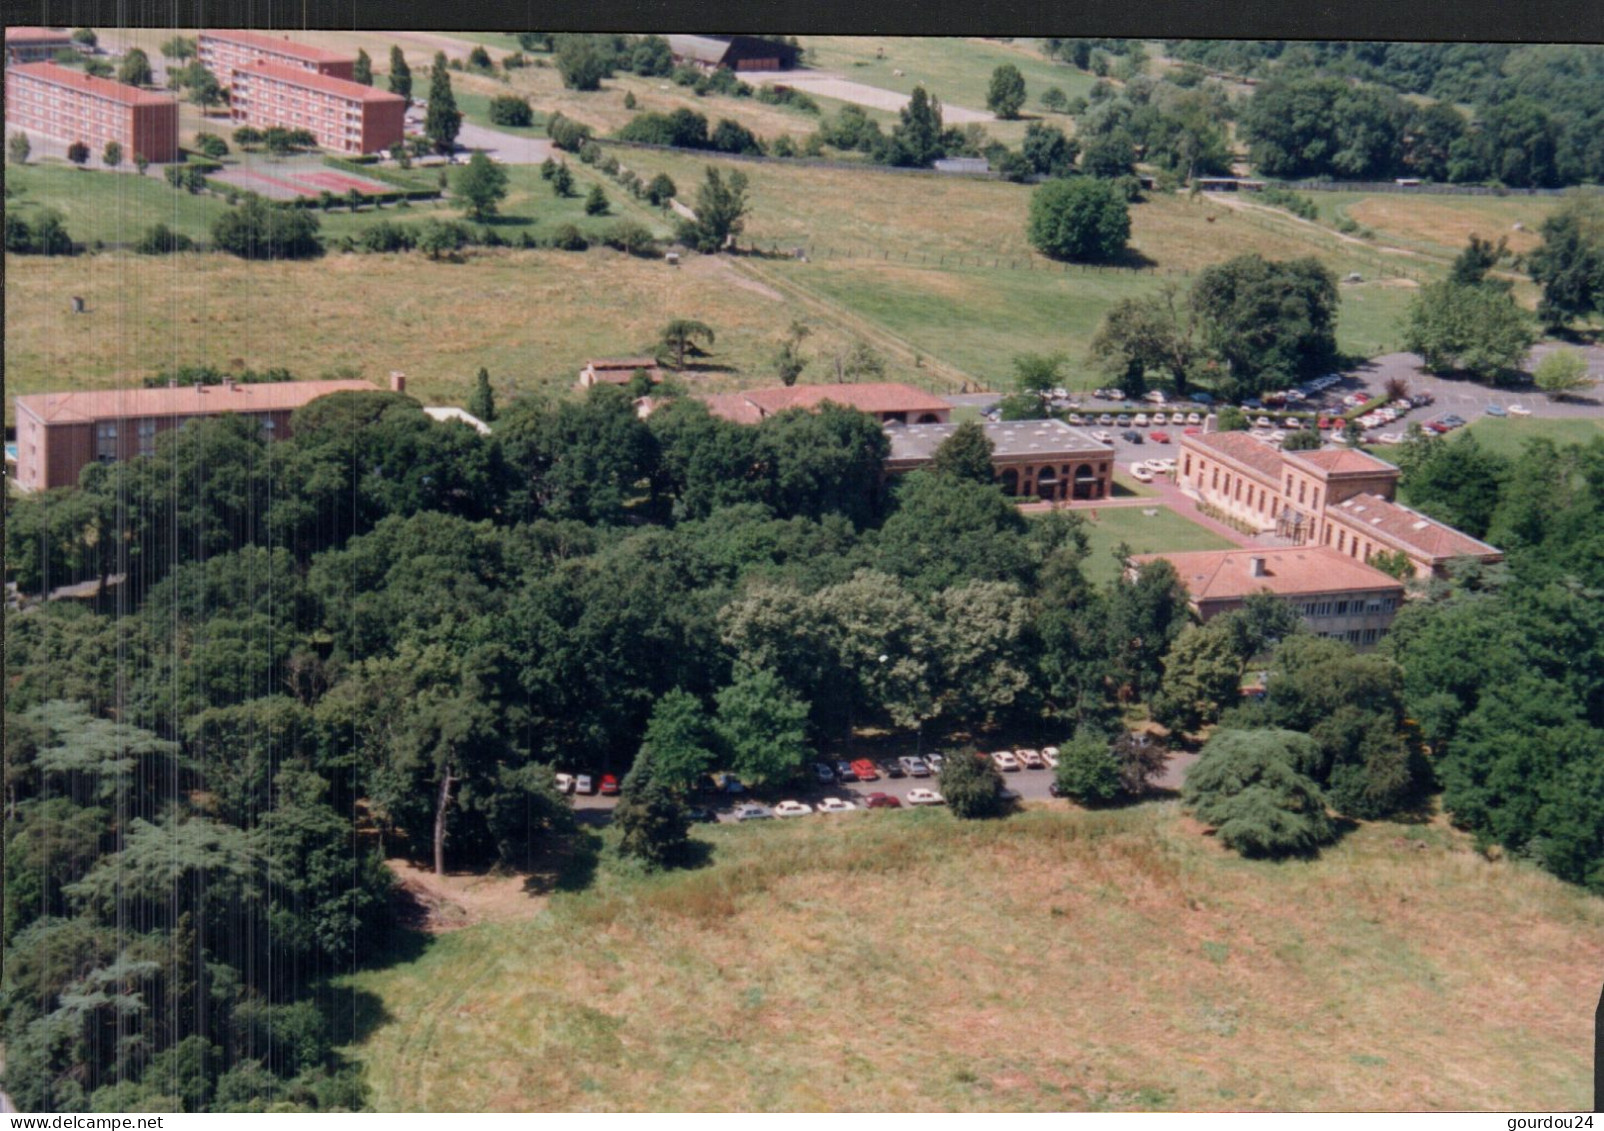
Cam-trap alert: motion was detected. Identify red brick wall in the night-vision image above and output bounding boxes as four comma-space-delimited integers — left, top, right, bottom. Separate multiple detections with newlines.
361, 97, 405, 154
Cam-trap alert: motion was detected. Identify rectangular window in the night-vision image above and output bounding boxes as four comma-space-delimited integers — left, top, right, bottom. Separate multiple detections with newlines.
1334, 600, 1349, 616
1298, 481, 1306, 504
1362, 628, 1379, 645
137, 419, 157, 455
96, 421, 118, 462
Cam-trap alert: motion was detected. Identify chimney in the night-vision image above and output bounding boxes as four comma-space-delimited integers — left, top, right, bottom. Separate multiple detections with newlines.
224, 377, 236, 391
194, 382, 205, 393
1249, 555, 1266, 578
168, 378, 178, 389
390, 371, 406, 394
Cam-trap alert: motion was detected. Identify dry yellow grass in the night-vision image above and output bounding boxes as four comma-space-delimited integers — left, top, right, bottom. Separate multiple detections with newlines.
1341, 194, 1561, 258
3, 248, 925, 425
344, 804, 1603, 1111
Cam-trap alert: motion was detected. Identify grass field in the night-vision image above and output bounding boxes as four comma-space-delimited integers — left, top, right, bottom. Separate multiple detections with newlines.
1311, 191, 1560, 262
342, 804, 1603, 1111
1462, 414, 1604, 458
1077, 505, 1236, 584
2, 247, 912, 424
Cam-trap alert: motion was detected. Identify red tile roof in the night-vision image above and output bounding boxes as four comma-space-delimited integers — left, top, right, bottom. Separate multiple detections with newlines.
6, 27, 75, 43
1284, 447, 1399, 477
1328, 493, 1502, 563
1130, 546, 1405, 604
236, 60, 403, 103
1184, 429, 1285, 480
202, 28, 353, 65
739, 382, 951, 417
697, 393, 765, 425
15, 380, 380, 424
8, 62, 179, 107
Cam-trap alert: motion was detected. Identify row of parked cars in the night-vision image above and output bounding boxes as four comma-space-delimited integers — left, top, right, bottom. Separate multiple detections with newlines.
555, 772, 618, 796
732, 789, 947, 821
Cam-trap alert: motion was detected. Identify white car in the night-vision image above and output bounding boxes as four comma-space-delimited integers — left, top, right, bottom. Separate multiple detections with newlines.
1107, 389, 1127, 401
734, 804, 773, 821
1098, 414, 1114, 426
1144, 390, 1168, 404
1067, 413, 1085, 425
1116, 414, 1132, 426
1041, 746, 1060, 769
1091, 429, 1112, 443
991, 750, 1022, 772
554, 772, 575, 794
1375, 432, 1402, 445
1152, 412, 1167, 425
1507, 404, 1531, 416
774, 800, 813, 818
924, 753, 945, 772
1269, 430, 1286, 443
1133, 412, 1150, 427
899, 755, 932, 777
1015, 748, 1045, 769
1255, 416, 1273, 429
575, 774, 594, 795
1130, 464, 1154, 483
906, 788, 946, 806
816, 797, 857, 813
1186, 412, 1202, 425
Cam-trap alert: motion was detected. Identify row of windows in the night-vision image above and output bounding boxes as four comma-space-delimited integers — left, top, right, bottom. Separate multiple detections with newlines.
1313, 628, 1382, 645
1300, 596, 1396, 617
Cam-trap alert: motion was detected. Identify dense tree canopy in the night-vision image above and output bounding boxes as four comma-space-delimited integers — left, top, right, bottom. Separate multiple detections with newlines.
1026, 177, 1131, 263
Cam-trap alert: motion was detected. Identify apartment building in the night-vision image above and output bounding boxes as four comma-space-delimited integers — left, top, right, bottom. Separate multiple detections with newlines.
4, 62, 179, 162
228, 61, 404, 154
1177, 430, 1502, 579
198, 29, 355, 82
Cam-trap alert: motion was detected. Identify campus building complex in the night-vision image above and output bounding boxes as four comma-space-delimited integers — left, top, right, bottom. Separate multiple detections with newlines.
885, 419, 1116, 501
198, 29, 356, 81
4, 26, 76, 63
1129, 546, 1406, 648
12, 379, 382, 493
1177, 430, 1502, 579
227, 61, 405, 154
4, 62, 180, 163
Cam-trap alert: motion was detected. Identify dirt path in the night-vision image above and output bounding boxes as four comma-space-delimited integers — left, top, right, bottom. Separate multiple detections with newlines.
753, 71, 994, 124
387, 859, 549, 933
1205, 192, 1425, 262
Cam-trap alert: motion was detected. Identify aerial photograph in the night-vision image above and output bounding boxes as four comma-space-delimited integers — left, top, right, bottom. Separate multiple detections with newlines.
3, 20, 1603, 1115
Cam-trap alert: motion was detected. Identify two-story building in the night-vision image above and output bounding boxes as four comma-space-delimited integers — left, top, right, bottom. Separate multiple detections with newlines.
884, 419, 1115, 501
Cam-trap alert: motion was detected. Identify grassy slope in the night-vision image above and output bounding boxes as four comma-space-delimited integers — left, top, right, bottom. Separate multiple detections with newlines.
2, 248, 896, 421
344, 805, 1603, 1111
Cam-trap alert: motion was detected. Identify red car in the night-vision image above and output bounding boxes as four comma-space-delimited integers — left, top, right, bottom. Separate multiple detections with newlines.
1317, 416, 1335, 430
864, 792, 902, 809
1149, 431, 1170, 443
1183, 427, 1201, 436
851, 758, 879, 782
599, 773, 620, 796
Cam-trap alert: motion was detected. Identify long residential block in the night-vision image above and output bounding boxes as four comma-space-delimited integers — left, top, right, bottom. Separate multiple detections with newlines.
228, 61, 405, 154
4, 62, 179, 163
198, 29, 355, 82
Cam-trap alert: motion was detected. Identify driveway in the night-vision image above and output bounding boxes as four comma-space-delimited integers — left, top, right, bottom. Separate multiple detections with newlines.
448, 117, 553, 165
751, 70, 995, 125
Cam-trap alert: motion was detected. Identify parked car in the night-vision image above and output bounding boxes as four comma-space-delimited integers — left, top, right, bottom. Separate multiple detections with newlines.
864, 792, 902, 809
685, 806, 720, 823
1410, 392, 1435, 406
1098, 414, 1114, 426
774, 800, 813, 818
906, 788, 946, 806
1484, 404, 1507, 417
599, 773, 620, 796
1015, 748, 1045, 769
1243, 398, 1263, 410
575, 774, 594, 795
835, 760, 856, 782
924, 752, 945, 772
899, 755, 932, 777
1152, 412, 1167, 425
1049, 781, 1068, 798
554, 773, 575, 794
1067, 413, 1085, 425
1507, 404, 1531, 416
813, 762, 836, 785
1426, 421, 1451, 434
991, 750, 1022, 772
1186, 412, 1202, 425
1091, 429, 1113, 442
1107, 389, 1127, 401
1144, 390, 1168, 404
880, 759, 906, 779
1183, 426, 1202, 436
851, 758, 880, 782
1192, 392, 1214, 405
816, 797, 857, 813
1041, 746, 1060, 769
1150, 431, 1171, 443
1133, 412, 1150, 427
1122, 430, 1143, 444
1116, 414, 1133, 426
1254, 416, 1273, 428
735, 804, 773, 821
711, 772, 746, 795
1130, 464, 1154, 483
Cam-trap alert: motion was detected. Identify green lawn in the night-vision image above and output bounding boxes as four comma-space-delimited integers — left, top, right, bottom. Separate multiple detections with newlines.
1463, 414, 1604, 458
1076, 504, 1237, 584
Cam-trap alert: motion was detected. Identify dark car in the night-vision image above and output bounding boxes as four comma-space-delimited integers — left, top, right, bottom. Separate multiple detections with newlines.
835, 760, 856, 783
1049, 781, 1067, 798
1122, 430, 1143, 443
864, 792, 902, 809
880, 760, 906, 779
685, 806, 720, 824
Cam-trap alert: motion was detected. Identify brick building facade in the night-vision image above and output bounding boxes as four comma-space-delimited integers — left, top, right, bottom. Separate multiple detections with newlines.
5, 26, 77, 63
4, 62, 179, 163
13, 379, 381, 493
227, 61, 405, 154
1178, 430, 1502, 579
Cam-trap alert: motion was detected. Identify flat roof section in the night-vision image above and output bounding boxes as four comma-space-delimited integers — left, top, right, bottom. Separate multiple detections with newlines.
886, 419, 1114, 464
1130, 546, 1405, 604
